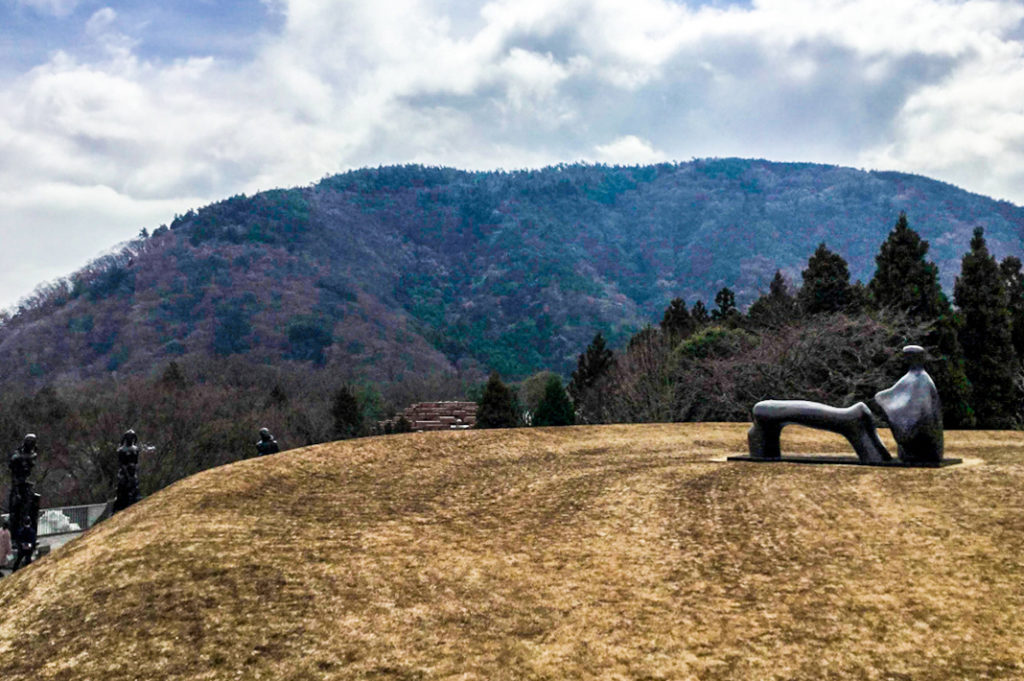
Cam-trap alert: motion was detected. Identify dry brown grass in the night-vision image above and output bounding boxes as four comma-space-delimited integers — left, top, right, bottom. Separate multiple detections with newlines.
1, 424, 1024, 680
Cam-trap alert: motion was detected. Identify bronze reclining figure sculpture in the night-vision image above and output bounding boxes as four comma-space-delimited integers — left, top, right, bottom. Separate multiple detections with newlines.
746, 345, 944, 465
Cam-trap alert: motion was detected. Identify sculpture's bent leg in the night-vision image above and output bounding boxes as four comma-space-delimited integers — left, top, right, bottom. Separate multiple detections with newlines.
748, 400, 892, 463
747, 419, 781, 459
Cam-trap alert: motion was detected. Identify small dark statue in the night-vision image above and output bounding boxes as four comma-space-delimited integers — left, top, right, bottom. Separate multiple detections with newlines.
746, 345, 946, 465
8, 434, 41, 571
113, 429, 141, 513
255, 428, 280, 457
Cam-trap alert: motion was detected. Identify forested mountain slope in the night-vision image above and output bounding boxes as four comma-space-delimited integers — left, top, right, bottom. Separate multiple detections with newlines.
2, 159, 1022, 384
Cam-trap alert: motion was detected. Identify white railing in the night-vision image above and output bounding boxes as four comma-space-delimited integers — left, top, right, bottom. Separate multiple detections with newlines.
3, 502, 109, 537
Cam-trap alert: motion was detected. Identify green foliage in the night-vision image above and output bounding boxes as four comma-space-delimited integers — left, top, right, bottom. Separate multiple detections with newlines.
747, 271, 798, 329
475, 372, 521, 429
68, 315, 94, 334
676, 326, 757, 360
866, 213, 971, 426
568, 333, 616, 424
926, 313, 974, 428
82, 263, 135, 301
355, 383, 385, 428
7, 162, 1024, 417
690, 301, 710, 326
394, 415, 413, 433
532, 375, 575, 427
179, 252, 230, 289
799, 243, 853, 314
106, 346, 131, 372
868, 213, 947, 319
315, 275, 358, 313
955, 227, 1018, 427
331, 385, 363, 439
520, 370, 561, 415
178, 190, 312, 246
660, 298, 695, 340
585, 168, 638, 205
213, 303, 254, 356
711, 287, 741, 326
89, 329, 118, 356
286, 317, 333, 364
1000, 256, 1024, 360
159, 361, 188, 390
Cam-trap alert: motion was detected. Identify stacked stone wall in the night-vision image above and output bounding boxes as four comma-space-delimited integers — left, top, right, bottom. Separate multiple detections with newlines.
403, 401, 477, 431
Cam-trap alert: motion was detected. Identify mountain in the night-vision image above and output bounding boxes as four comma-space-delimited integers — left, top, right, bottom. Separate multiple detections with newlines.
2, 159, 1023, 385
1, 425, 1022, 680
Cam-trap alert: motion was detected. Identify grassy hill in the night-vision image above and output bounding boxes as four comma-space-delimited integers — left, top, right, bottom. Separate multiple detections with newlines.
1, 424, 1022, 680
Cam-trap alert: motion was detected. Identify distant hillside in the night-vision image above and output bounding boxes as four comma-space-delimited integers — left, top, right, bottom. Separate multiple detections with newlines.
2, 160, 1023, 384
1, 425, 1021, 680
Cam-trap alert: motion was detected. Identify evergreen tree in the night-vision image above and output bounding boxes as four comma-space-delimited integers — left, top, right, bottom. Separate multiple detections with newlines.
1000, 256, 1024, 360
747, 271, 798, 328
690, 300, 710, 326
266, 384, 289, 408
867, 214, 972, 425
331, 385, 363, 439
847, 281, 868, 315
954, 227, 1018, 427
799, 242, 853, 314
711, 287, 740, 325
475, 372, 520, 428
868, 213, 946, 317
532, 375, 575, 427
568, 332, 616, 424
927, 314, 974, 428
159, 361, 188, 391
660, 298, 695, 340
212, 306, 252, 356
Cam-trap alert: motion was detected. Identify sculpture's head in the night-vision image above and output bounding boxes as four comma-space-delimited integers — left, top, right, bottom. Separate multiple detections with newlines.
259, 427, 272, 441
122, 429, 138, 446
903, 344, 926, 369
22, 434, 36, 453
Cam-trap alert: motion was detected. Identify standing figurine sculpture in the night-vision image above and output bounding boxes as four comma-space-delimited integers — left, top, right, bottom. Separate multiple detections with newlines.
739, 345, 954, 466
255, 428, 280, 456
8, 434, 41, 570
113, 429, 141, 513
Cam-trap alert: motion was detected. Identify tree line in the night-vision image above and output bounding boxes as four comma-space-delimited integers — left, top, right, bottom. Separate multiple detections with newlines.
2, 213, 1020, 510
475, 214, 1023, 430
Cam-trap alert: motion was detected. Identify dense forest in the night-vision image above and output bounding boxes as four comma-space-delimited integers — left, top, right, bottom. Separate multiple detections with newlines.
3, 160, 1024, 384
1, 161, 1023, 508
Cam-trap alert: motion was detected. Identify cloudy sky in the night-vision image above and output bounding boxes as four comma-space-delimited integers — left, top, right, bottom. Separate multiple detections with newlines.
1, 0, 1023, 309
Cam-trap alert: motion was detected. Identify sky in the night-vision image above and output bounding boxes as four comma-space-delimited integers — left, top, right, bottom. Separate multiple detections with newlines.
1, 0, 1023, 310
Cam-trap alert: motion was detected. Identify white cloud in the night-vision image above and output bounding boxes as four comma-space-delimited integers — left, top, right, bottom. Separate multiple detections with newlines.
0, 182, 197, 310
594, 135, 666, 165
1, 0, 1024, 307
859, 42, 1024, 203
84, 6, 115, 32
16, 0, 78, 18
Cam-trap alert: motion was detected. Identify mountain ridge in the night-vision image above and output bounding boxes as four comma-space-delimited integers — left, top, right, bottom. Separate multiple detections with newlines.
2, 158, 1022, 385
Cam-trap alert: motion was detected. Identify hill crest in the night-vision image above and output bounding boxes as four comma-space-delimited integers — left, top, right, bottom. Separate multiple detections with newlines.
0, 424, 1021, 680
